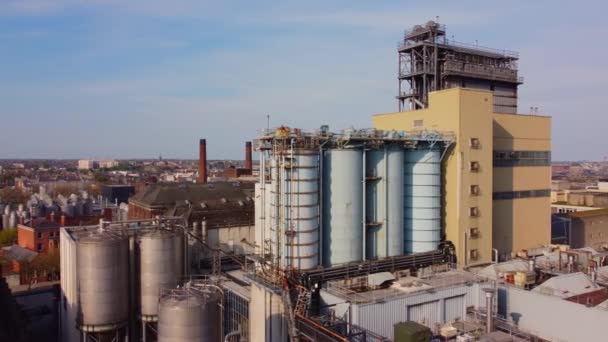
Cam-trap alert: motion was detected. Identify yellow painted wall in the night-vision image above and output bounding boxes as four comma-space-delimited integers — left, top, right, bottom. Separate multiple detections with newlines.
493, 197, 551, 254
374, 88, 494, 264
492, 112, 551, 257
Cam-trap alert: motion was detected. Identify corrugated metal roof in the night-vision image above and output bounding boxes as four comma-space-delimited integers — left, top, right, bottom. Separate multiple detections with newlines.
533, 272, 599, 298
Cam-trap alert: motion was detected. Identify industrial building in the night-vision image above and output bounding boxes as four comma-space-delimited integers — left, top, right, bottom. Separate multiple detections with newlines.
59, 217, 250, 342
375, 21, 551, 263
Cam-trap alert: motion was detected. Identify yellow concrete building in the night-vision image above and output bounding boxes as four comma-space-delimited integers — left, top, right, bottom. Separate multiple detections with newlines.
373, 88, 551, 264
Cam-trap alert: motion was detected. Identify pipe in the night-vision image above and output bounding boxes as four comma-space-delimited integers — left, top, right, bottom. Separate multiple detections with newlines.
362, 148, 366, 261
492, 248, 498, 264
483, 288, 496, 333
464, 231, 468, 266
224, 328, 241, 342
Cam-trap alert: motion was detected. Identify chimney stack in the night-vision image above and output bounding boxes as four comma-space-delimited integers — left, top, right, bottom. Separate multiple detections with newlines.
50, 211, 55, 223
245, 141, 253, 171
60, 214, 66, 227
199, 139, 207, 184
483, 288, 496, 334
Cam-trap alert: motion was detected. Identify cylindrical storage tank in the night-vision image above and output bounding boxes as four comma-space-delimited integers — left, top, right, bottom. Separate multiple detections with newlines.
139, 230, 181, 318
157, 287, 221, 342
404, 149, 442, 253
322, 148, 363, 266
271, 150, 320, 270
365, 147, 405, 259
77, 233, 129, 328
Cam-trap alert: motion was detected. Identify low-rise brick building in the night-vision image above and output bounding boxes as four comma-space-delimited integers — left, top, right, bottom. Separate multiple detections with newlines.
17, 218, 60, 253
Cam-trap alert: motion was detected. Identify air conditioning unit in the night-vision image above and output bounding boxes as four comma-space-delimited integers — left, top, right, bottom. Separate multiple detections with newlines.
469, 249, 479, 260
470, 185, 480, 196
469, 138, 480, 149
469, 207, 479, 217
469, 227, 480, 238
470, 161, 480, 172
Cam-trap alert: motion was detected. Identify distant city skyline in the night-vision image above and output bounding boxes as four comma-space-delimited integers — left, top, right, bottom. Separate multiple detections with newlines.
0, 0, 606, 160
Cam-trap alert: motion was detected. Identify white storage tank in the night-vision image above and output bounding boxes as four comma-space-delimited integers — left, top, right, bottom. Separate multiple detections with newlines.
404, 149, 442, 253
77, 232, 129, 329
139, 230, 182, 318
322, 148, 364, 266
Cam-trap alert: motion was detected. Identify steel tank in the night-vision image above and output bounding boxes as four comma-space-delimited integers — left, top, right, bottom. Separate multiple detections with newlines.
77, 232, 129, 328
139, 230, 181, 318
322, 148, 364, 266
404, 149, 442, 253
270, 150, 320, 270
157, 287, 221, 342
365, 147, 405, 259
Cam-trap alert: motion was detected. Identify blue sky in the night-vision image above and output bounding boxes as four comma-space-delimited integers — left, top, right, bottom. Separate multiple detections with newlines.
0, 0, 606, 160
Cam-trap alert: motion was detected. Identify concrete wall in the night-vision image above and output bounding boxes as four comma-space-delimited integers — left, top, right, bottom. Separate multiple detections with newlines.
249, 281, 287, 342
570, 214, 608, 250
500, 286, 608, 341
207, 224, 254, 255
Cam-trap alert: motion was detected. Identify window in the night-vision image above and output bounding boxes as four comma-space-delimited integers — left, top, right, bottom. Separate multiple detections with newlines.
469, 227, 480, 238
493, 189, 550, 200
470, 185, 480, 196
493, 150, 551, 167
37, 243, 43, 252
469, 207, 479, 217
470, 161, 480, 172
469, 249, 479, 260
37, 232, 42, 239
413, 119, 424, 127
469, 138, 480, 149
490, 84, 495, 91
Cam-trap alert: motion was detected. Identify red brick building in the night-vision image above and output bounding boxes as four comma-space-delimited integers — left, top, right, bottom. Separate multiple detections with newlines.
17, 218, 60, 253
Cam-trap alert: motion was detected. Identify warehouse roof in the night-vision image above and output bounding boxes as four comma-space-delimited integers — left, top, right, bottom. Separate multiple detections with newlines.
129, 181, 254, 209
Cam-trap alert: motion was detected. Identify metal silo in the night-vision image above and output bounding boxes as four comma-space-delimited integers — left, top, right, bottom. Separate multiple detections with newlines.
404, 149, 442, 253
77, 232, 129, 330
365, 147, 405, 259
270, 150, 320, 270
139, 230, 181, 319
157, 286, 221, 342
322, 148, 363, 266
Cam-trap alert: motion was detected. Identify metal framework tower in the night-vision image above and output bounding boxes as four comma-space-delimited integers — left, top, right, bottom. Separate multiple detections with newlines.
397, 21, 522, 113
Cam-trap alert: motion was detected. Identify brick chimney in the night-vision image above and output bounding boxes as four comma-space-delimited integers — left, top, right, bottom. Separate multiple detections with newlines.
50, 211, 55, 223
60, 214, 66, 227
199, 139, 207, 184
245, 141, 253, 171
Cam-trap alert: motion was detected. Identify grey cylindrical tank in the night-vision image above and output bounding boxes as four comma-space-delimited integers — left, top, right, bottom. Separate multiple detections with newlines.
139, 230, 181, 317
157, 288, 221, 342
365, 147, 405, 259
270, 150, 320, 270
77, 233, 129, 327
322, 148, 363, 266
404, 149, 441, 253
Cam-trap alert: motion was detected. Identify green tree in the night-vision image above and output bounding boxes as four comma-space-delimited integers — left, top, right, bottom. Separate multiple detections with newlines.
0, 228, 17, 247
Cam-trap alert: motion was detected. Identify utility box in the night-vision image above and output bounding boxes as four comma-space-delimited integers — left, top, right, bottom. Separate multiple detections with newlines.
394, 321, 432, 342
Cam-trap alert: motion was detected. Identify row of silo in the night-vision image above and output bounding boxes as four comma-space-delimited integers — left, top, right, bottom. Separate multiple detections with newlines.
259, 131, 446, 270
322, 146, 442, 266
74, 228, 184, 341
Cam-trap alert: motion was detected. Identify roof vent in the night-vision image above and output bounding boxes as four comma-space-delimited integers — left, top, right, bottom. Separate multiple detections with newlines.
221, 198, 227, 203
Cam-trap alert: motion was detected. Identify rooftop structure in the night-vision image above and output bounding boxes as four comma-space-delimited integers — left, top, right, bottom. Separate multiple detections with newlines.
397, 21, 521, 113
